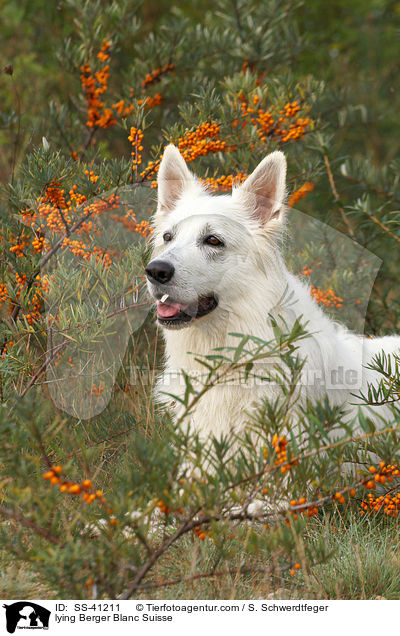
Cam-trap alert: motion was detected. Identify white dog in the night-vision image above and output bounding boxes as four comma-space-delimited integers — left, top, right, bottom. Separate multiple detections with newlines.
145, 145, 400, 441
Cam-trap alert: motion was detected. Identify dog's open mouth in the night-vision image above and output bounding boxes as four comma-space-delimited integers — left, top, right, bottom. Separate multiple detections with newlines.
156, 293, 218, 327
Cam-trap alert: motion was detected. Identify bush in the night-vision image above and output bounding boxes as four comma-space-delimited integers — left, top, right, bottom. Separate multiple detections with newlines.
0, 0, 399, 599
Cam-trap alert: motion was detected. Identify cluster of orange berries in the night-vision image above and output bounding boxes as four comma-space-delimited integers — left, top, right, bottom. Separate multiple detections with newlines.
0, 282, 8, 306
280, 102, 301, 118
9, 231, 28, 257
288, 182, 314, 207
301, 265, 313, 277
357, 463, 400, 517
156, 498, 210, 540
141, 63, 174, 87
139, 122, 229, 183
54, 348, 66, 368
289, 563, 302, 576
80, 50, 165, 129
178, 122, 228, 163
156, 499, 171, 515
133, 219, 152, 237
139, 93, 162, 109
80, 41, 116, 129
11, 273, 49, 325
193, 526, 209, 541
34, 189, 119, 262
4, 182, 123, 327
8, 272, 43, 325
128, 127, 144, 172
271, 434, 298, 475
289, 497, 319, 520
139, 158, 161, 181
279, 117, 310, 143
112, 93, 162, 119
112, 99, 135, 118
310, 285, 343, 309
362, 462, 399, 491
97, 40, 111, 63
32, 236, 45, 253
68, 185, 87, 208
0, 340, 14, 360
60, 237, 113, 268
43, 467, 115, 521
111, 212, 152, 238
360, 491, 400, 518
255, 109, 274, 140
202, 172, 247, 192
84, 169, 99, 184
44, 182, 67, 209
234, 94, 310, 145
91, 384, 105, 397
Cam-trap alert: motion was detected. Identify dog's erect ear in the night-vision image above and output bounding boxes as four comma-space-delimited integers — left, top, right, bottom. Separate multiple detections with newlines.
157, 144, 196, 214
233, 151, 286, 225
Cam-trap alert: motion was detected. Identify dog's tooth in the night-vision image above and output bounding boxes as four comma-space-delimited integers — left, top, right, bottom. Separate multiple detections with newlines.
160, 294, 169, 303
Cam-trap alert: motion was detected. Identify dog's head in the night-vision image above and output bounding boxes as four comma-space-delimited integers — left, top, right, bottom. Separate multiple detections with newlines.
145, 145, 287, 329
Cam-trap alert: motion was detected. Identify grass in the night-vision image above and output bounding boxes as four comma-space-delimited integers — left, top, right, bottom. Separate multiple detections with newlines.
132, 510, 400, 600
0, 549, 55, 599
1, 505, 399, 599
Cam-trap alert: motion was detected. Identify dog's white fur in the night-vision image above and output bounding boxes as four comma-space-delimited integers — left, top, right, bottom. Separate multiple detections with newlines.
146, 145, 400, 440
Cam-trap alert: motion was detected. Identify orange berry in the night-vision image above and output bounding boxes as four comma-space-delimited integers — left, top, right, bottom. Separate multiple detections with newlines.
68, 484, 81, 494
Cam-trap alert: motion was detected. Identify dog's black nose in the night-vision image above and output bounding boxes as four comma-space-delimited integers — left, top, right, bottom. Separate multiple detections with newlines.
145, 260, 175, 284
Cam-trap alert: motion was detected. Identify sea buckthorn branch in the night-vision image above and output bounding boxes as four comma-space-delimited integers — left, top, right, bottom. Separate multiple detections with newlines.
233, 93, 312, 146
3, 187, 141, 358
128, 127, 144, 179
137, 92, 315, 190
8, 205, 96, 327
120, 480, 320, 600
215, 423, 400, 515
0, 503, 61, 546
138, 122, 232, 186
15, 339, 69, 402
42, 465, 115, 520
119, 502, 271, 599
323, 153, 356, 238
141, 63, 174, 88
288, 182, 314, 207
80, 41, 116, 131
119, 441, 400, 598
359, 462, 400, 517
310, 285, 343, 309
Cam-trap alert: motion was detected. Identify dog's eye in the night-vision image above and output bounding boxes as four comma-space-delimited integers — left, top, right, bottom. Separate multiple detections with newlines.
204, 235, 224, 247
163, 232, 172, 242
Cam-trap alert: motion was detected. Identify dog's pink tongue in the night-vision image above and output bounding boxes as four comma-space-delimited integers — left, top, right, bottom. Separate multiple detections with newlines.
157, 301, 186, 318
